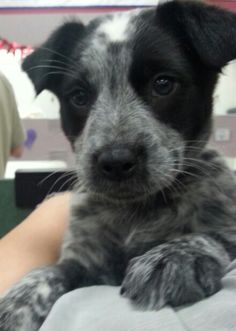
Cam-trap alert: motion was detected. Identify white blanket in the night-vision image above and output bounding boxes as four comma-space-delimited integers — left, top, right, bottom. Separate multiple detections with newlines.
40, 260, 236, 331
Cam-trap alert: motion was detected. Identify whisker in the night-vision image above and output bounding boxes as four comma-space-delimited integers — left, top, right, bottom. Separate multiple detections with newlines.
38, 46, 78, 66
41, 70, 78, 80
41, 59, 70, 66
163, 176, 181, 197
25, 64, 75, 75
69, 178, 80, 191
183, 157, 221, 171
57, 175, 78, 193
170, 167, 202, 180
45, 170, 76, 196
38, 169, 63, 186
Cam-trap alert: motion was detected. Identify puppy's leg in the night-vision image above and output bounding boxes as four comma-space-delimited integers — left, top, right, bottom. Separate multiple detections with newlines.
0, 194, 125, 330
0, 260, 85, 331
121, 234, 230, 309
0, 234, 122, 331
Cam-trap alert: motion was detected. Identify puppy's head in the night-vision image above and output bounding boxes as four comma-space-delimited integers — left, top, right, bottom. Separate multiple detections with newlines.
23, 1, 236, 201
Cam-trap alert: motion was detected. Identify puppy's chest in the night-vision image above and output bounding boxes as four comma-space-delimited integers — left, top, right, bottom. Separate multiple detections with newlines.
73, 175, 220, 257
100, 200, 192, 257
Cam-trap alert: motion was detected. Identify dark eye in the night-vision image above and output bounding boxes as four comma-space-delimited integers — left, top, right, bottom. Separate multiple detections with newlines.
69, 89, 89, 108
152, 76, 176, 96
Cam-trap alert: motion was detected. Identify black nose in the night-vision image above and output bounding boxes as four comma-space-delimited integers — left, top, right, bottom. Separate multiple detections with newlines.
97, 148, 137, 181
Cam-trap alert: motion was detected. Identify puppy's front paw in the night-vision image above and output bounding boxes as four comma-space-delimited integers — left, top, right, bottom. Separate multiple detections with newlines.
121, 243, 223, 310
0, 267, 63, 331
0, 292, 40, 331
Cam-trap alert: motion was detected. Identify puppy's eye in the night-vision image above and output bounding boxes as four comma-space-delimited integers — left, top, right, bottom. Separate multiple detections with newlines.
69, 89, 89, 108
152, 76, 176, 96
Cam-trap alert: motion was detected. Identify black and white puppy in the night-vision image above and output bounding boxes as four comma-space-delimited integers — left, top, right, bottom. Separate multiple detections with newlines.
1, 1, 236, 330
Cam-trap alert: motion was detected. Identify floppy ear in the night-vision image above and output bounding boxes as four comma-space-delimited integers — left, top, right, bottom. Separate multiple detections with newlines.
157, 0, 236, 70
22, 22, 85, 94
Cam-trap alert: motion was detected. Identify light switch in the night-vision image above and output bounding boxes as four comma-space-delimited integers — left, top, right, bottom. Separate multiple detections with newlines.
214, 128, 231, 142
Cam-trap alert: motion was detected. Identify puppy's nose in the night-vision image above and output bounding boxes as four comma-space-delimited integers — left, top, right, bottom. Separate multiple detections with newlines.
97, 148, 137, 181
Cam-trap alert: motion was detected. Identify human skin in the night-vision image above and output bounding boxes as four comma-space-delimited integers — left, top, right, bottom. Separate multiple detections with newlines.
0, 192, 70, 295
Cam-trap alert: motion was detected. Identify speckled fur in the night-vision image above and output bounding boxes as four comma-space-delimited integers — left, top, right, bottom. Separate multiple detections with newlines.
1, 1, 236, 330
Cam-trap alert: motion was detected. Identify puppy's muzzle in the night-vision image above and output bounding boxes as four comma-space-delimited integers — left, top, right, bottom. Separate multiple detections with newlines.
96, 147, 138, 182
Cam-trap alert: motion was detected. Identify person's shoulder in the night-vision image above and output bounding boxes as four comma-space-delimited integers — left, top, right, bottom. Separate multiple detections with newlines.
0, 71, 14, 97
0, 71, 10, 87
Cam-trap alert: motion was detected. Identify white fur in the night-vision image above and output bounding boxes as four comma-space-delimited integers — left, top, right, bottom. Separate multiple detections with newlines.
97, 12, 134, 42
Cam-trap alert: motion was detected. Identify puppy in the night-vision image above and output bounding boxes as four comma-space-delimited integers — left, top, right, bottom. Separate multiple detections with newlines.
1, 1, 236, 330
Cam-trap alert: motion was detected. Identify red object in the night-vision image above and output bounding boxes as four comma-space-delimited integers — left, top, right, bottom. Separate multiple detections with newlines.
0, 38, 33, 58
207, 0, 236, 11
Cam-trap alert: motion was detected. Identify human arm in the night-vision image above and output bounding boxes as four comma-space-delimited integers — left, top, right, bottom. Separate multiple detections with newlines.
0, 192, 70, 295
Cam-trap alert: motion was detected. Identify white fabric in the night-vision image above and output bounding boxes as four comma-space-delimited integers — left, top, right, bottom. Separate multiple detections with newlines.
40, 260, 236, 331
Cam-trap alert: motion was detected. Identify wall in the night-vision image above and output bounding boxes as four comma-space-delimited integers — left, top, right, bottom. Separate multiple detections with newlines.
214, 61, 236, 115
0, 12, 99, 46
